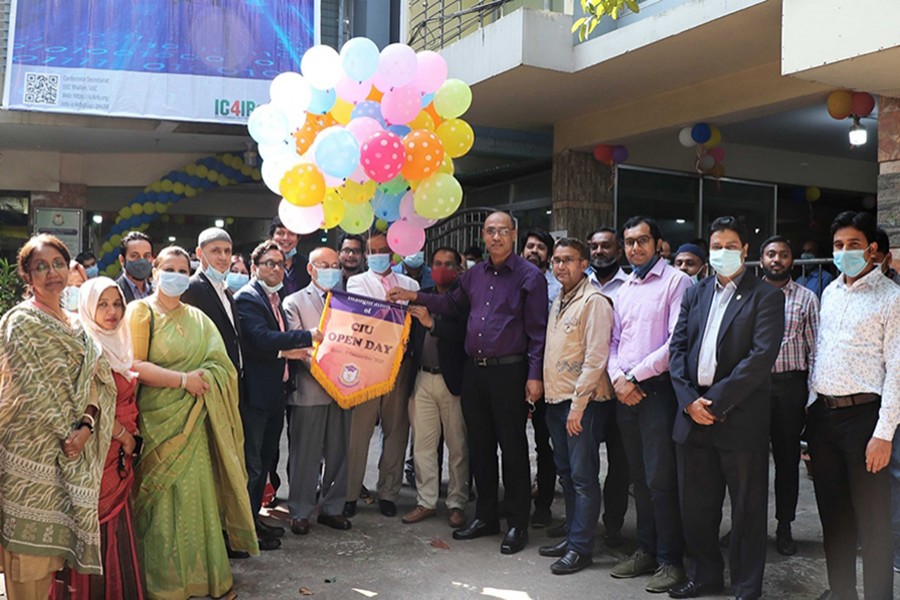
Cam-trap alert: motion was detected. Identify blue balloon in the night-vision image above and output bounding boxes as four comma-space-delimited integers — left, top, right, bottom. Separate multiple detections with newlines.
387, 124, 411, 137
308, 86, 337, 115
341, 37, 380, 82
421, 92, 435, 109
351, 101, 385, 127
691, 123, 711, 144
315, 128, 360, 179
371, 190, 403, 222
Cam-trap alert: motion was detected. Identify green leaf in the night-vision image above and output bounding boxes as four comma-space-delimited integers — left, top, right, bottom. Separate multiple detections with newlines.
625, 0, 640, 12
588, 18, 601, 34
611, 6, 619, 19
571, 17, 587, 33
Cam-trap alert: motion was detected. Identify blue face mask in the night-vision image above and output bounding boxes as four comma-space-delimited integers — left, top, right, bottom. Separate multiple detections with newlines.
368, 254, 392, 274
284, 247, 297, 260
63, 286, 79, 312
85, 265, 99, 278
833, 250, 869, 278
205, 264, 227, 285
630, 255, 659, 279
709, 249, 744, 278
315, 267, 341, 291
226, 272, 249, 292
402, 252, 425, 269
157, 271, 191, 298
257, 278, 284, 295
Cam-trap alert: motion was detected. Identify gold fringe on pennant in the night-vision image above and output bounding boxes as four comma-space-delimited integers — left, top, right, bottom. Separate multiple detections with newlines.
310, 291, 412, 410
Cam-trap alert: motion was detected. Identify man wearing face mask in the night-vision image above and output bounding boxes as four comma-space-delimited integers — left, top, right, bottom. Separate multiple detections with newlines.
668, 216, 784, 600
268, 216, 311, 296
282, 247, 352, 536
345, 233, 420, 518
234, 241, 322, 550
806, 211, 900, 600
393, 250, 435, 289
673, 244, 708, 284
76, 251, 99, 278
116, 231, 154, 303
874, 227, 900, 285
462, 245, 483, 270
587, 228, 629, 298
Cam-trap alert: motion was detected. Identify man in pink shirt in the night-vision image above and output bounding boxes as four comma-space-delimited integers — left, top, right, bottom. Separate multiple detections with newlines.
608, 216, 691, 594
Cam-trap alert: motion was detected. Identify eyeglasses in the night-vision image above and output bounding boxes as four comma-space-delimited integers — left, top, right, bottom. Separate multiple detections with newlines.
31, 259, 68, 274
484, 227, 512, 238
313, 263, 340, 270
623, 235, 653, 248
259, 259, 285, 270
550, 256, 581, 267
340, 248, 362, 255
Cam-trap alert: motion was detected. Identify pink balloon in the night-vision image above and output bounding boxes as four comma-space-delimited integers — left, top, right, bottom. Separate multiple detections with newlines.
414, 51, 448, 95
387, 218, 426, 256
709, 147, 725, 163
346, 116, 383, 145
371, 69, 393, 93
380, 85, 422, 125
378, 43, 418, 89
323, 172, 345, 188
278, 199, 324, 235
335, 75, 372, 103
348, 162, 370, 184
360, 131, 405, 184
399, 190, 437, 228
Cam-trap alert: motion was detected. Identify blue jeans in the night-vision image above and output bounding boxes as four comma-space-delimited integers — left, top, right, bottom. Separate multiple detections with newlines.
617, 375, 684, 566
545, 400, 612, 556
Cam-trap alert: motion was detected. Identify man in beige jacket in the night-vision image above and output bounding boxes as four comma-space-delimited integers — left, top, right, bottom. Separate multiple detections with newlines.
536, 237, 616, 575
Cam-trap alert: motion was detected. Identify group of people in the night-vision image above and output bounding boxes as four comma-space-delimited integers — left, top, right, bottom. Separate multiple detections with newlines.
0, 207, 897, 600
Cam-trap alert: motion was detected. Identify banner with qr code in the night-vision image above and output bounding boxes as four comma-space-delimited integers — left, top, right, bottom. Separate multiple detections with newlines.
2, 0, 317, 123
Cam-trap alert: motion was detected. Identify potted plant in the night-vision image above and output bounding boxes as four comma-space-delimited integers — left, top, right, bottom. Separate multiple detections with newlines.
0, 258, 24, 319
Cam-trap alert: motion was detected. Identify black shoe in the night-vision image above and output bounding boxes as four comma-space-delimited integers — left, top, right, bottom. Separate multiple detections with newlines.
359, 485, 371, 499
667, 580, 724, 599
343, 500, 357, 518
531, 506, 552, 528
551, 550, 593, 575
318, 514, 352, 530
379, 499, 397, 517
256, 520, 285, 538
257, 536, 281, 551
538, 538, 569, 557
547, 523, 567, 538
776, 524, 797, 556
501, 527, 528, 554
452, 518, 501, 540
290, 518, 310, 535
604, 529, 624, 548
226, 545, 250, 559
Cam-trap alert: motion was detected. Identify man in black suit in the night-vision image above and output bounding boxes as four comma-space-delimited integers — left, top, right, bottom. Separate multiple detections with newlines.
115, 231, 154, 303
668, 217, 784, 600
234, 241, 322, 551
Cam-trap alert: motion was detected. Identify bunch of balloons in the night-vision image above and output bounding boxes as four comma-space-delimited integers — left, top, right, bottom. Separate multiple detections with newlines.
789, 186, 823, 204
247, 38, 474, 257
592, 144, 628, 165
826, 90, 875, 120
96, 153, 261, 277
678, 122, 725, 178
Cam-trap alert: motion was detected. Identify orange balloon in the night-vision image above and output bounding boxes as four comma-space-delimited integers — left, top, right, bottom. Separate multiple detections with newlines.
401, 130, 445, 181
423, 102, 442, 127
366, 87, 384, 103
827, 90, 853, 120
293, 114, 324, 155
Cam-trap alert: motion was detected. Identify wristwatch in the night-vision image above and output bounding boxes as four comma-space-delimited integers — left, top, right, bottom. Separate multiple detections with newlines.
625, 373, 638, 384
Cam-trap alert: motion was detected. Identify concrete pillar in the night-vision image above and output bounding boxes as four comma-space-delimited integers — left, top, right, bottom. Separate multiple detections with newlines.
31, 184, 88, 210
877, 96, 900, 265
551, 149, 613, 242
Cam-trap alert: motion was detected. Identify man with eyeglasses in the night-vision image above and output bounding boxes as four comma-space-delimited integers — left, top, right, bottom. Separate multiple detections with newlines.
607, 216, 691, 593
345, 233, 420, 519
388, 211, 548, 555
339, 233, 366, 288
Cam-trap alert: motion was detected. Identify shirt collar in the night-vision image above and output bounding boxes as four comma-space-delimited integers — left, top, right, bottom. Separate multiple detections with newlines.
482, 252, 517, 273
715, 267, 747, 292
836, 265, 884, 290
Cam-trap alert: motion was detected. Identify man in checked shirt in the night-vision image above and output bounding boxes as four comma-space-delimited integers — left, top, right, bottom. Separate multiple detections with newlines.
759, 235, 819, 557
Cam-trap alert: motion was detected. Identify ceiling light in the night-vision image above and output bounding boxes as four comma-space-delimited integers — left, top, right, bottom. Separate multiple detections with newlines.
92, 214, 103, 224
849, 117, 867, 146
215, 218, 225, 228
675, 219, 686, 224
168, 236, 176, 242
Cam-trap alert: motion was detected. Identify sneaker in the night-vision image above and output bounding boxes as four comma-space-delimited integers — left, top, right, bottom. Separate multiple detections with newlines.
645, 563, 686, 593
610, 549, 658, 579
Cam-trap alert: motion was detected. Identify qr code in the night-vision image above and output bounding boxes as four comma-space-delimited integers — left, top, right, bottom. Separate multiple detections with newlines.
23, 72, 60, 106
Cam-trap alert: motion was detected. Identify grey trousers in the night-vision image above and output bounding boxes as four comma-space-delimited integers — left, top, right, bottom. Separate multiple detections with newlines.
287, 402, 352, 520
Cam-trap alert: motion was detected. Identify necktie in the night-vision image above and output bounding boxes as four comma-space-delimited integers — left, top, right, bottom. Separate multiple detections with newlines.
268, 293, 289, 382
380, 273, 393, 297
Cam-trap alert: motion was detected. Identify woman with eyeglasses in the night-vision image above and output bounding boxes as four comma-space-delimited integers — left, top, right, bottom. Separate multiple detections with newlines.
53, 277, 145, 598
126, 246, 257, 600
0, 234, 115, 600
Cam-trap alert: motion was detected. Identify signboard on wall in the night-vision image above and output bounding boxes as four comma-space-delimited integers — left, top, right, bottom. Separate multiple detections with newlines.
2, 0, 318, 124
34, 207, 83, 256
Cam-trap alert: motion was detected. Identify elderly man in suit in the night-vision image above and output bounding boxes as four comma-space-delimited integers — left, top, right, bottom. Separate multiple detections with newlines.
668, 217, 784, 600
344, 232, 420, 518
235, 241, 322, 550
282, 247, 353, 535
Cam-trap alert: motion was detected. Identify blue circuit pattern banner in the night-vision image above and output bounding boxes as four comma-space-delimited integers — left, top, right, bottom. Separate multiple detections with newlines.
2, 0, 317, 123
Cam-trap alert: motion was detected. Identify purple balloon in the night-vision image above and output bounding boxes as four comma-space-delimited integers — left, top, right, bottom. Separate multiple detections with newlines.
611, 145, 629, 164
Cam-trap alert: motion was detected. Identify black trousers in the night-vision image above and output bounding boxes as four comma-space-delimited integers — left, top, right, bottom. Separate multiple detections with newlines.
677, 428, 769, 599
530, 397, 556, 511
807, 399, 893, 600
769, 371, 807, 525
602, 402, 630, 534
461, 360, 531, 529
241, 402, 286, 517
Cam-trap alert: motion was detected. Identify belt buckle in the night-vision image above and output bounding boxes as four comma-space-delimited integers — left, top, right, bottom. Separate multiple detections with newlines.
474, 358, 489, 367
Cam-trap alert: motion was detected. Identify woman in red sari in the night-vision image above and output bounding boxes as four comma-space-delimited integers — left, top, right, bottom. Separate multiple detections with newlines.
53, 277, 144, 599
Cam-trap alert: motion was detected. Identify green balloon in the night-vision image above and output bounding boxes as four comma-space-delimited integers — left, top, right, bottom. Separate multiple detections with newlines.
339, 201, 375, 234
433, 79, 472, 120
413, 173, 462, 219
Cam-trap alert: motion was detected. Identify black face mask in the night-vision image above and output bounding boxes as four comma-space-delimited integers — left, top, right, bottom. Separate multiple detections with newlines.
590, 255, 619, 278
124, 258, 152, 281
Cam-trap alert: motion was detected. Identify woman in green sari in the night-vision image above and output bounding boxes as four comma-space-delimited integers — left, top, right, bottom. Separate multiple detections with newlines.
126, 246, 257, 600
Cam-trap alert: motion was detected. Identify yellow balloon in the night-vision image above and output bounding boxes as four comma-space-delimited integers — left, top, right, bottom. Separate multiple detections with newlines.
207, 169, 219, 182
184, 186, 197, 198
101, 241, 113, 254
438, 155, 454, 176
131, 203, 144, 216
155, 202, 167, 213
703, 127, 722, 149
197, 165, 209, 178
160, 179, 174, 192
120, 207, 132, 220
143, 201, 156, 215
338, 201, 374, 234
173, 182, 186, 195
436, 118, 474, 159
331, 98, 353, 124
150, 181, 162, 193
280, 163, 326, 207
185, 164, 198, 176
408, 110, 435, 132
339, 179, 377, 205
322, 191, 346, 229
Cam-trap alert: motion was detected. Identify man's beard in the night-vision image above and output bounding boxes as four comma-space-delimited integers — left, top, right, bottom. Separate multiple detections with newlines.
591, 255, 619, 277
525, 254, 547, 270
763, 267, 790, 281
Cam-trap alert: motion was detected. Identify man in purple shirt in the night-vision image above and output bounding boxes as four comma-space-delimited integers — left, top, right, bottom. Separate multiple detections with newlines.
608, 216, 691, 593
388, 211, 548, 555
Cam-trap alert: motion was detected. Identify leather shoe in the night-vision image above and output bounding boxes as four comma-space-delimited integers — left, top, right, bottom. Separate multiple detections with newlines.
379, 499, 397, 517
776, 525, 797, 556
226, 545, 250, 559
500, 527, 528, 555
402, 505, 436, 524
547, 523, 567, 538
318, 514, 352, 530
343, 501, 357, 518
448, 508, 466, 528
256, 520, 284, 539
290, 518, 309, 535
452, 518, 501, 540
668, 580, 724, 599
257, 536, 281, 551
538, 538, 568, 557
550, 550, 593, 575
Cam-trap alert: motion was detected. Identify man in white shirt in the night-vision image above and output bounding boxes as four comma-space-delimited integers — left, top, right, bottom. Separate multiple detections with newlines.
344, 233, 420, 518
807, 211, 900, 600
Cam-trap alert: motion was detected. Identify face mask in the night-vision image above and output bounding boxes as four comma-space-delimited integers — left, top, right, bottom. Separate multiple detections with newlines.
800, 252, 815, 260
590, 254, 619, 278
690, 274, 700, 284
190, 260, 200, 273
284, 247, 297, 260
205, 264, 227, 285
368, 254, 391, 274
257, 278, 284, 295
315, 267, 341, 291
432, 266, 458, 287
630, 255, 659, 280
402, 252, 425, 269
157, 271, 191, 297
466, 259, 476, 269
63, 286, 79, 312
833, 250, 869, 278
226, 272, 249, 292
125, 258, 152, 281
709, 249, 744, 278
85, 265, 99, 278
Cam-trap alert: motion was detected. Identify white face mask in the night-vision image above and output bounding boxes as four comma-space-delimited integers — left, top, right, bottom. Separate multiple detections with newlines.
466, 259, 476, 269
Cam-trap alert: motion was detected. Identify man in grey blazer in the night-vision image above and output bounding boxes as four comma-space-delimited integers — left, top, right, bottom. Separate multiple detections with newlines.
282, 247, 352, 535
